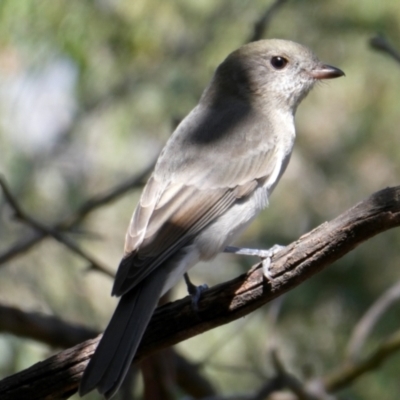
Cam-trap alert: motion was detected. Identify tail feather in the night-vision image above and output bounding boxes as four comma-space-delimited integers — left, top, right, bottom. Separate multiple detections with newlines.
79, 269, 167, 399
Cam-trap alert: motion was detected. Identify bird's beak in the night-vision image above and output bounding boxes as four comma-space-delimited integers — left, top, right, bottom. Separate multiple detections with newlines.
310, 64, 345, 80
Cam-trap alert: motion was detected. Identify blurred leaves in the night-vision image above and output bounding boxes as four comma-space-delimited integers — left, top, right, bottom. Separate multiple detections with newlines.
1, 0, 400, 399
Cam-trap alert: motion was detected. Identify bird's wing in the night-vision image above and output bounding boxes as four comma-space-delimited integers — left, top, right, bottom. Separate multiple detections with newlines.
112, 102, 281, 296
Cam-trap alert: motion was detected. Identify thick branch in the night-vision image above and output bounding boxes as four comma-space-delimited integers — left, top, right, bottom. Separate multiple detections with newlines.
1, 186, 400, 399
0, 305, 97, 349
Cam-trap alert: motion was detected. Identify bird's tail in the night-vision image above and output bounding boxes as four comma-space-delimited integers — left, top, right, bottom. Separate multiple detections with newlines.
79, 269, 167, 399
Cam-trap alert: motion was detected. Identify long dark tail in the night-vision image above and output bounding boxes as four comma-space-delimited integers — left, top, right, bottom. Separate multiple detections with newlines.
79, 269, 167, 399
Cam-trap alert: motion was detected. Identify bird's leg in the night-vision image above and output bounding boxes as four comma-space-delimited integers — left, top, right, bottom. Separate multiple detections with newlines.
224, 245, 285, 279
183, 273, 209, 311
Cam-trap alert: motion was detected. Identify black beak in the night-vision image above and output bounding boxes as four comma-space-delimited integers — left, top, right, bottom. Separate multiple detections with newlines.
310, 64, 345, 80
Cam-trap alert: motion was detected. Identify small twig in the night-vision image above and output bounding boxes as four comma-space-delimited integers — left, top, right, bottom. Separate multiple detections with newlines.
59, 161, 154, 230
324, 328, 400, 392
247, 0, 289, 43
271, 350, 318, 400
264, 295, 285, 355
175, 351, 217, 398
201, 395, 252, 400
199, 316, 253, 367
369, 35, 400, 64
346, 280, 400, 360
0, 161, 153, 267
206, 362, 265, 379
0, 176, 113, 276
251, 376, 286, 400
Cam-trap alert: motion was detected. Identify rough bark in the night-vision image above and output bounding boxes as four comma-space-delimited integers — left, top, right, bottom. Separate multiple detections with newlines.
1, 186, 400, 400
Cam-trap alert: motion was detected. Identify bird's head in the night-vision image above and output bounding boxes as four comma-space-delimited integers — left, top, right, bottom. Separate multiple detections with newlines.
205, 39, 344, 114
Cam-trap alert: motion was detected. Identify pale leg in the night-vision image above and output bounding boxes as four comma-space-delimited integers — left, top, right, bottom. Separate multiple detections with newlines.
224, 244, 285, 279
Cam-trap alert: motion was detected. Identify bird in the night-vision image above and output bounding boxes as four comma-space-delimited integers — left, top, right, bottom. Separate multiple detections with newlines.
79, 39, 344, 399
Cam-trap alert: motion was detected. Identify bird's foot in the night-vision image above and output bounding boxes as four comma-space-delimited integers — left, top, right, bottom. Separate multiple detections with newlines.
224, 244, 285, 280
184, 273, 208, 311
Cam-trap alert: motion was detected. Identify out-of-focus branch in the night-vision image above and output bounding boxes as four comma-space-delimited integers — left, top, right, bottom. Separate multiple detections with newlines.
324, 328, 400, 392
2, 185, 400, 399
0, 176, 113, 276
0, 303, 216, 399
61, 161, 154, 229
0, 304, 97, 348
346, 280, 400, 360
247, 0, 289, 43
175, 351, 216, 398
0, 162, 153, 268
201, 395, 252, 400
256, 350, 319, 400
249, 350, 336, 400
369, 35, 400, 64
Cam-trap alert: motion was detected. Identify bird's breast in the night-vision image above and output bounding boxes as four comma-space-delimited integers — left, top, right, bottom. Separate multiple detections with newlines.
262, 110, 296, 195
193, 116, 296, 261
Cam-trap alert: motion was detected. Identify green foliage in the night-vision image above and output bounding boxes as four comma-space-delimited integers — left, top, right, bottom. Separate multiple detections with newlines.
1, 0, 400, 399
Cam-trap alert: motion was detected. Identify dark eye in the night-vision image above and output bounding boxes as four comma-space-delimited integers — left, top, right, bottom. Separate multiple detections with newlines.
270, 56, 288, 69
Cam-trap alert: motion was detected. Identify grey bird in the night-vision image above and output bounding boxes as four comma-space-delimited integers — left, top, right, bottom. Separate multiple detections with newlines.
79, 39, 344, 399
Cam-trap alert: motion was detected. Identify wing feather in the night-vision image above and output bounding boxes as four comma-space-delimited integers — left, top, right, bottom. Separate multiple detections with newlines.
113, 103, 282, 296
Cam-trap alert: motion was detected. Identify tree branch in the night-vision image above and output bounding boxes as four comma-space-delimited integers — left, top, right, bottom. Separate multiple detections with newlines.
1, 185, 400, 399
324, 328, 400, 392
0, 304, 216, 399
248, 0, 289, 42
0, 304, 97, 349
346, 280, 400, 360
369, 35, 400, 64
0, 176, 113, 276
0, 162, 153, 267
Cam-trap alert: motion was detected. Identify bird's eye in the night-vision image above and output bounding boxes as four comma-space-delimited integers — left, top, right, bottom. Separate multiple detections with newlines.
270, 56, 288, 70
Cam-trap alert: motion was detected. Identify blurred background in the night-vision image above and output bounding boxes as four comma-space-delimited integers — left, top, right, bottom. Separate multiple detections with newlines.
0, 0, 400, 399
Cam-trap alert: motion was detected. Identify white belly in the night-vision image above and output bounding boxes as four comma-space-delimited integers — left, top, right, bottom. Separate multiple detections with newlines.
194, 128, 295, 261
162, 115, 296, 292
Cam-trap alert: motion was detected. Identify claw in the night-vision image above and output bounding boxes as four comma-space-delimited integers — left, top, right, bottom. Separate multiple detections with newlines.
184, 273, 208, 311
